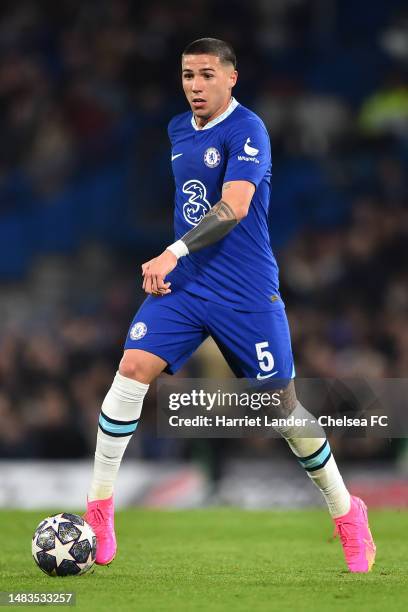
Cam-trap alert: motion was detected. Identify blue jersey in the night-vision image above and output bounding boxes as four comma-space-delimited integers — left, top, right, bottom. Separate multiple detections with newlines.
167, 98, 282, 312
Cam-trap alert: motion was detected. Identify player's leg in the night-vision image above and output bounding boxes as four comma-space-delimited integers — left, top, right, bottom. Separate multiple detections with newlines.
85, 348, 164, 565
208, 304, 375, 572
87, 349, 166, 504
85, 291, 209, 564
269, 380, 375, 572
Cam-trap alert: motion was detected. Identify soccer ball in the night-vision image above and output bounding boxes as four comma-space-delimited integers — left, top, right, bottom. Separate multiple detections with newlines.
32, 513, 97, 576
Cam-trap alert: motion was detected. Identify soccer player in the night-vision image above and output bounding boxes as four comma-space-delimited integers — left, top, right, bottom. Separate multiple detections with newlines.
85, 38, 376, 573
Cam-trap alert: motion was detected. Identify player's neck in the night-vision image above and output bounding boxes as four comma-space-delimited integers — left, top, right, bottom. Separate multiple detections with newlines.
194, 97, 233, 129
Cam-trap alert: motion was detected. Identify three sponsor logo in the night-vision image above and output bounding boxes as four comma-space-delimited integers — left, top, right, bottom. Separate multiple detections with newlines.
182, 179, 211, 225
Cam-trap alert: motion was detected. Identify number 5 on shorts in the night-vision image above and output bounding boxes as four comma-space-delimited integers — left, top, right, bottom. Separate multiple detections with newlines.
255, 341, 275, 373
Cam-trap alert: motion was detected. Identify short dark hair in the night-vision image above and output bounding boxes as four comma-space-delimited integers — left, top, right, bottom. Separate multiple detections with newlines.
182, 38, 236, 69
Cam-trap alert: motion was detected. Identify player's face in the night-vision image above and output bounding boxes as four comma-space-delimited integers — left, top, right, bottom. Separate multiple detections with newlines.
182, 54, 238, 126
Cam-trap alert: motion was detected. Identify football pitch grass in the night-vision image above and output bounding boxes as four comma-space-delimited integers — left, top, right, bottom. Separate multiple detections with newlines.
1, 509, 407, 611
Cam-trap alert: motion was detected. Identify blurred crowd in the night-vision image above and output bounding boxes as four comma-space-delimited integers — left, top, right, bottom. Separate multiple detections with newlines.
0, 0, 407, 466
1, 0, 407, 204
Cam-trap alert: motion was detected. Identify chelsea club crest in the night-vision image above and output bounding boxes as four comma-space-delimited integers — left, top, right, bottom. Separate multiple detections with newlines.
130, 322, 147, 340
204, 147, 221, 168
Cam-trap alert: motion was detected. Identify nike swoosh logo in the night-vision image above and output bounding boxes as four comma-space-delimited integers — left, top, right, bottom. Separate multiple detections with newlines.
171, 153, 183, 161
256, 371, 278, 380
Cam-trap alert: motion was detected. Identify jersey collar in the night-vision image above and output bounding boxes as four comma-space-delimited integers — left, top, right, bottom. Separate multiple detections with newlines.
191, 97, 239, 131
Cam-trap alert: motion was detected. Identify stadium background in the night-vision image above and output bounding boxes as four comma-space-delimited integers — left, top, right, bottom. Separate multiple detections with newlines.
0, 0, 407, 510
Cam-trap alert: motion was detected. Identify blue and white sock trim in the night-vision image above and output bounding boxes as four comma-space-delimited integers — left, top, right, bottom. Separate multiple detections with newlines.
98, 410, 139, 437
298, 439, 332, 472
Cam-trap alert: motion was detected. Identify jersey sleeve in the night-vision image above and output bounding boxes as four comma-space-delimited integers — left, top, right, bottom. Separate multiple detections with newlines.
223, 118, 271, 188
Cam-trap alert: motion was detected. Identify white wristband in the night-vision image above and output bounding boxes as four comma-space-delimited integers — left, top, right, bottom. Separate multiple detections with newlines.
166, 240, 189, 259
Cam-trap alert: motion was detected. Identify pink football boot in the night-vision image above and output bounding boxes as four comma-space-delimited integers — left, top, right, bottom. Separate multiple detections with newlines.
334, 495, 376, 572
85, 495, 117, 565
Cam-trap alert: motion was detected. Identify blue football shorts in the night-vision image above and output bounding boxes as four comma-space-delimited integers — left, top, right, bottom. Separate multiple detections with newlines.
124, 289, 295, 382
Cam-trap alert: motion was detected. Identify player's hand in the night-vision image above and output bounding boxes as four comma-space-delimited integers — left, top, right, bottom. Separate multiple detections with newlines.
141, 250, 177, 296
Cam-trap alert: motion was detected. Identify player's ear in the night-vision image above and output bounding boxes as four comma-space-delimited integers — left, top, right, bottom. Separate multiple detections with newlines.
229, 70, 238, 88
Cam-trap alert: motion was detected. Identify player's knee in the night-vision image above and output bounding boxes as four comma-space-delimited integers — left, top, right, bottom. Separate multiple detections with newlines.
118, 355, 150, 383
276, 380, 298, 417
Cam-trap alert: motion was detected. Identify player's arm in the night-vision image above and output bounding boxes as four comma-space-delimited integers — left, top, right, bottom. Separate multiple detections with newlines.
142, 180, 255, 296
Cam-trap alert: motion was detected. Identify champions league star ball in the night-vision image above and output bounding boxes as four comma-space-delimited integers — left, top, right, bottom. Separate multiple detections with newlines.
32, 513, 97, 576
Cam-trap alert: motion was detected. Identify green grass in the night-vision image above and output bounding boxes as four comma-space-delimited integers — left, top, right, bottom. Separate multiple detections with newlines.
0, 509, 407, 611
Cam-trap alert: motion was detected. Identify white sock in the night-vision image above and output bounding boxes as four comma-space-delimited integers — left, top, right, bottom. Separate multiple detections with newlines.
88, 371, 149, 501
274, 402, 351, 518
